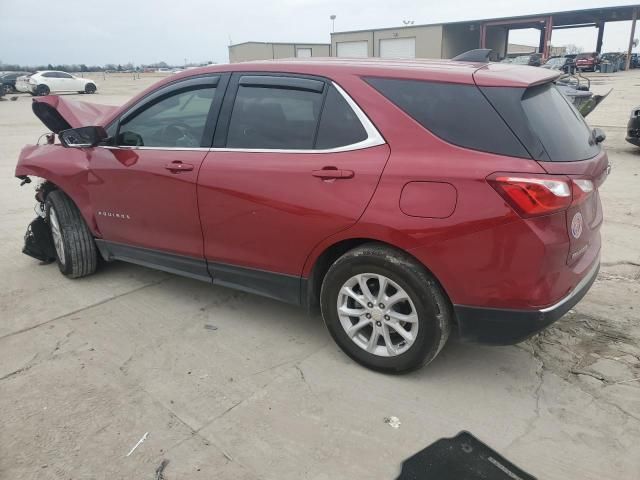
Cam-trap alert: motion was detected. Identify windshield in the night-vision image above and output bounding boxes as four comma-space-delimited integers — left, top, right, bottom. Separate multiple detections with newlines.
512, 56, 530, 64
546, 57, 564, 65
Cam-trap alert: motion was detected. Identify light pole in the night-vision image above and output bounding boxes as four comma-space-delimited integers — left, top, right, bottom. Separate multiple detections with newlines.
330, 15, 336, 33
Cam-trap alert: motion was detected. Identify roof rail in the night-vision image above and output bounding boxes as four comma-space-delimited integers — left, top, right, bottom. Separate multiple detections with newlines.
452, 49, 492, 63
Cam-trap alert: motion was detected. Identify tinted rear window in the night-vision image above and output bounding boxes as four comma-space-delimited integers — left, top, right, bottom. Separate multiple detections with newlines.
521, 84, 600, 161
226, 85, 323, 149
365, 77, 529, 158
315, 85, 367, 149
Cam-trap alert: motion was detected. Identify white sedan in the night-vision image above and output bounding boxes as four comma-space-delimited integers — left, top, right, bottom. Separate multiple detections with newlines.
15, 71, 97, 96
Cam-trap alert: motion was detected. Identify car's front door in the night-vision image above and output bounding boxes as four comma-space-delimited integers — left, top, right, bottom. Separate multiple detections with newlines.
88, 74, 227, 278
197, 73, 389, 301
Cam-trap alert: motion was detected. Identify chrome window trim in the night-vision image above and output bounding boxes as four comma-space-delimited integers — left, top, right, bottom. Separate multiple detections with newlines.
100, 81, 385, 154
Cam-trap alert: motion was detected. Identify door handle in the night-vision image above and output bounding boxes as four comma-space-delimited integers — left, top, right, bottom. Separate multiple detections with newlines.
312, 167, 354, 180
165, 161, 194, 173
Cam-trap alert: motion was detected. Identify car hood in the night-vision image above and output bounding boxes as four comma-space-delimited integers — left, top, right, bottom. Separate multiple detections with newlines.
31, 95, 117, 133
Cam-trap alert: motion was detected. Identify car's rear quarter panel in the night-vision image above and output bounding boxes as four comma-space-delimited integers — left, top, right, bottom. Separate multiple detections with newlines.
317, 74, 594, 310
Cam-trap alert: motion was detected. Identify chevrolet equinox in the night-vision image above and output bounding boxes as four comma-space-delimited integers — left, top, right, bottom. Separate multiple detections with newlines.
15, 55, 608, 372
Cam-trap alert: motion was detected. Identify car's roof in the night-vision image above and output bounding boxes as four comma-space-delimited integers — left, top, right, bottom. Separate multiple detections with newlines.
169, 57, 559, 88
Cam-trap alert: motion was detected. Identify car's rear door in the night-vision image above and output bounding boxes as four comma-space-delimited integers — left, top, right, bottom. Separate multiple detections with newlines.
54, 72, 75, 91
40, 72, 59, 91
197, 73, 389, 301
88, 74, 228, 278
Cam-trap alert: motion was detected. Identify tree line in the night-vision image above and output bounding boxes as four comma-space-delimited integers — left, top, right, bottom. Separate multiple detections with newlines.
0, 60, 214, 72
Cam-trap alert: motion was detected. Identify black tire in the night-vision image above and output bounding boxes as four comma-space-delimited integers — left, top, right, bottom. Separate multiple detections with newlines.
84, 83, 96, 94
45, 190, 97, 278
36, 84, 50, 96
320, 243, 452, 373
1, 84, 11, 95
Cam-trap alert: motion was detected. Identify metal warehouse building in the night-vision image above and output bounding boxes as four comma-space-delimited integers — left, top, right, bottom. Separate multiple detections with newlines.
330, 5, 638, 61
228, 42, 330, 63
229, 4, 639, 68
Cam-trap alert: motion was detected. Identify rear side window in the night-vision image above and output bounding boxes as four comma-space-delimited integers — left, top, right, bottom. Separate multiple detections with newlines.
365, 77, 529, 158
520, 84, 599, 161
226, 85, 323, 149
315, 86, 367, 149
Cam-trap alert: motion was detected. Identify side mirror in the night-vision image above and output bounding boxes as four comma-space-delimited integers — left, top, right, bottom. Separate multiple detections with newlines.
58, 126, 108, 148
592, 127, 606, 144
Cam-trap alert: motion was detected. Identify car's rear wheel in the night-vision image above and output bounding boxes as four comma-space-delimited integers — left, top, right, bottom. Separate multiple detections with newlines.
45, 190, 97, 278
320, 243, 452, 373
1, 84, 11, 94
36, 84, 50, 96
84, 83, 96, 94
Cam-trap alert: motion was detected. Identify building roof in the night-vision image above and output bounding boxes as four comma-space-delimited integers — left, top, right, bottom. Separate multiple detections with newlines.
230, 41, 330, 47
331, 4, 639, 35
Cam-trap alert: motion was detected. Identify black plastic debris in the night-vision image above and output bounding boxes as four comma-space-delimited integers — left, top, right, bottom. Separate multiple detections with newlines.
397, 431, 536, 480
22, 217, 56, 263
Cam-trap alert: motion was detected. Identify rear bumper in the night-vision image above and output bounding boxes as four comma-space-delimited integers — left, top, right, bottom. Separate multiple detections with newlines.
454, 258, 600, 345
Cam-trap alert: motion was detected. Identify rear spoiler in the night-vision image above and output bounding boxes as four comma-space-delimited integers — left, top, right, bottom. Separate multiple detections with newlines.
452, 49, 492, 63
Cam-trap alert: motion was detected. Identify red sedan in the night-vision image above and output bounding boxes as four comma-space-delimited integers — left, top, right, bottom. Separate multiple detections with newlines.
15, 57, 607, 372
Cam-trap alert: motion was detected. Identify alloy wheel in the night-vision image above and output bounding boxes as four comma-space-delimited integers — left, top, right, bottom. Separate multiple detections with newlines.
337, 273, 419, 357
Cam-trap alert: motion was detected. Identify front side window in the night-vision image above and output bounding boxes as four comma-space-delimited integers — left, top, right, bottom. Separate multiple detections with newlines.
117, 86, 216, 148
57, 72, 73, 79
226, 84, 323, 149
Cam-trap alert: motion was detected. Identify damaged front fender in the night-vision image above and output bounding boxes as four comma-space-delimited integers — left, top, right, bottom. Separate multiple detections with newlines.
15, 144, 100, 236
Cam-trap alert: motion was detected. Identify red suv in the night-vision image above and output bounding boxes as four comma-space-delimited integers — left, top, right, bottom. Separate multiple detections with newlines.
15, 58, 608, 372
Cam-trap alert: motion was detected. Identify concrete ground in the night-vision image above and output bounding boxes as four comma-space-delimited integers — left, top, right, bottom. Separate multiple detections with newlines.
0, 71, 639, 480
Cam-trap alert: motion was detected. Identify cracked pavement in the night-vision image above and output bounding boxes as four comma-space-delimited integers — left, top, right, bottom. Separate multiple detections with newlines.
1, 72, 639, 479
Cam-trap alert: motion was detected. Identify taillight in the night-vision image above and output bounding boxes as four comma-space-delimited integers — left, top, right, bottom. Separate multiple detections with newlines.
571, 179, 594, 205
487, 174, 572, 217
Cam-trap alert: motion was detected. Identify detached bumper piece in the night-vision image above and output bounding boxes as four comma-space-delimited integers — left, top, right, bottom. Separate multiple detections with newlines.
23, 217, 56, 263
455, 261, 600, 345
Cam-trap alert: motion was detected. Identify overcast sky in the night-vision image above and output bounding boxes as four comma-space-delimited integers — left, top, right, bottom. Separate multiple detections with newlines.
0, 0, 638, 66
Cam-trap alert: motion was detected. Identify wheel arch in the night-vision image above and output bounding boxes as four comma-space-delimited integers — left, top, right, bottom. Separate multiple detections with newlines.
303, 236, 452, 315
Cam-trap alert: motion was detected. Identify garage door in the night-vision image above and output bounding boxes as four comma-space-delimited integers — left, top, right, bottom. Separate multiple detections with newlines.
379, 37, 416, 59
336, 41, 368, 58
296, 48, 312, 58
